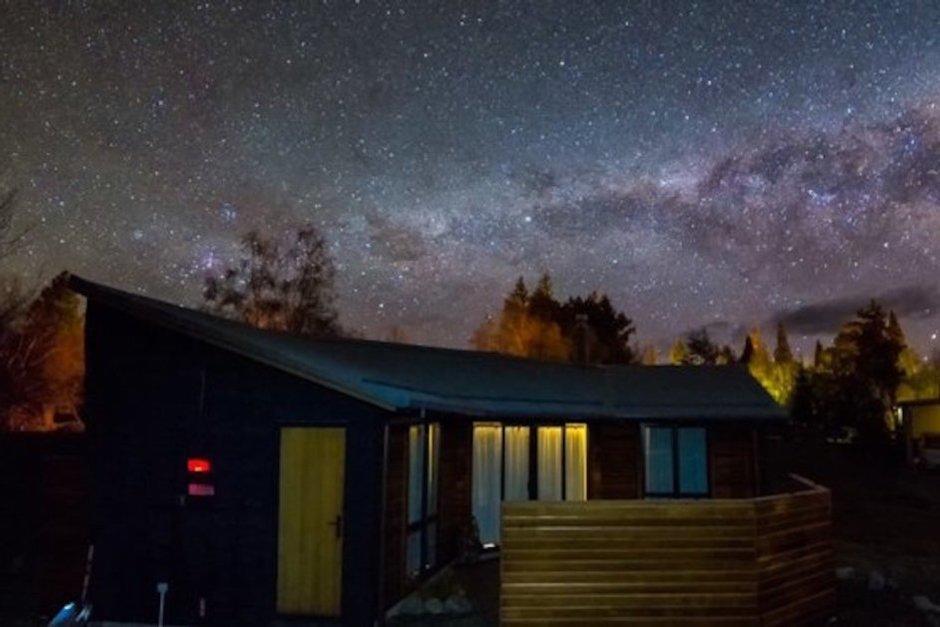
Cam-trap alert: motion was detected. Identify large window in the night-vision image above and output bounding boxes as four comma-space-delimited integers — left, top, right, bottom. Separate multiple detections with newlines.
643, 426, 708, 497
472, 422, 587, 545
406, 423, 439, 578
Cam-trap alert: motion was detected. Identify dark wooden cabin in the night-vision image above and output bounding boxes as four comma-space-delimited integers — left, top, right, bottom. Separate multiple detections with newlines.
72, 276, 786, 626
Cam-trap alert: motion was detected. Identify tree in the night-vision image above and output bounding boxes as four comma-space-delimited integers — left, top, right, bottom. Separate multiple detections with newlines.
0, 273, 84, 431
639, 344, 659, 365
527, 273, 558, 322
817, 300, 905, 448
685, 328, 720, 365
790, 365, 815, 429
557, 292, 635, 364
717, 345, 736, 365
668, 338, 689, 365
813, 341, 824, 368
472, 275, 635, 364
204, 225, 342, 337
774, 322, 794, 364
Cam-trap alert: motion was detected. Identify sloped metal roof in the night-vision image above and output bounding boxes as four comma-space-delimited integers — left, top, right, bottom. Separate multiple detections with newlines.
71, 275, 786, 420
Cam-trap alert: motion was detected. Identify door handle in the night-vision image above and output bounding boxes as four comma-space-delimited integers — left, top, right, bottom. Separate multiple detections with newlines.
328, 514, 343, 539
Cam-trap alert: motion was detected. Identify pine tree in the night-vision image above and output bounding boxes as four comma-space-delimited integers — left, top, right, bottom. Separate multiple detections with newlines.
813, 341, 824, 368
774, 322, 794, 364
740, 335, 755, 365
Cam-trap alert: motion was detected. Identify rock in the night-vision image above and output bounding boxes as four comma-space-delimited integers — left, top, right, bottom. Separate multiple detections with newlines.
835, 566, 855, 580
913, 595, 940, 613
867, 570, 886, 592
424, 597, 444, 614
395, 595, 424, 616
443, 594, 474, 614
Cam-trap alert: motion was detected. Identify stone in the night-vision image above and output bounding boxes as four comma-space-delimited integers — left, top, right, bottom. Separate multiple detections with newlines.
396, 595, 424, 616
424, 597, 445, 614
867, 570, 886, 592
835, 566, 855, 580
913, 595, 940, 613
443, 594, 474, 614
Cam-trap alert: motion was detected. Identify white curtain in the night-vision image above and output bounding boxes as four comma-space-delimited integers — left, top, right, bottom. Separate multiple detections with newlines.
537, 427, 563, 500
472, 424, 503, 545
564, 424, 588, 501
504, 426, 530, 501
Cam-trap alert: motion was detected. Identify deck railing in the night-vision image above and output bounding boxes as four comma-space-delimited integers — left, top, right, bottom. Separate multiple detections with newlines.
500, 475, 833, 625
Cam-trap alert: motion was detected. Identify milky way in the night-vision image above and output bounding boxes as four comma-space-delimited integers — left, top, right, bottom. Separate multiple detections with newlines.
2, 2, 939, 354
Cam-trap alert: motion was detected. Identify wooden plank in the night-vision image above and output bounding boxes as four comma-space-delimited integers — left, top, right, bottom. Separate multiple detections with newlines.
500, 490, 834, 624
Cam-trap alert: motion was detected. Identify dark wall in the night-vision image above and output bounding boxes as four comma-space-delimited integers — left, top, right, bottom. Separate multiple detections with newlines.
437, 419, 471, 564
380, 423, 408, 610
0, 434, 89, 620
709, 424, 758, 498
84, 301, 385, 626
588, 422, 759, 499
588, 422, 640, 499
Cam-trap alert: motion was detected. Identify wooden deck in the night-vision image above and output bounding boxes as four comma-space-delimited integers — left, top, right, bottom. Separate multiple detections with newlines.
500, 476, 833, 625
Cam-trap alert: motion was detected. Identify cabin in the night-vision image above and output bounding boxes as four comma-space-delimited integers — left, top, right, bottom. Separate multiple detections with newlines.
72, 276, 830, 626
897, 398, 940, 468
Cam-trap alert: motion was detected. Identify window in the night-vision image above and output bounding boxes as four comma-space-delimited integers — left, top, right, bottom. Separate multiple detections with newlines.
472, 422, 588, 545
406, 423, 439, 577
643, 426, 708, 497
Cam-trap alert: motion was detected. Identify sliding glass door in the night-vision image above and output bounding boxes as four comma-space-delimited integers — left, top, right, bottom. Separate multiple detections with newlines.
472, 422, 587, 545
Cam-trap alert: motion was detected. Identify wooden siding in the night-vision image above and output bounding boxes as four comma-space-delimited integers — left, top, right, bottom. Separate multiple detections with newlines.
710, 425, 757, 498
83, 301, 385, 626
588, 422, 639, 499
438, 420, 472, 564
500, 478, 833, 625
381, 424, 409, 609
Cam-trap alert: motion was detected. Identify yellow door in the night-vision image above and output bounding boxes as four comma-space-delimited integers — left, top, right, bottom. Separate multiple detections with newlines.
277, 427, 345, 616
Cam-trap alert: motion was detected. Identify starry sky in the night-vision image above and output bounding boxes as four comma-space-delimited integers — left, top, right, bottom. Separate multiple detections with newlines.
2, 1, 939, 355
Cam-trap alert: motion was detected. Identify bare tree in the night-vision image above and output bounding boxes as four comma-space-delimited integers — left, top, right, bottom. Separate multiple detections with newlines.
204, 225, 342, 337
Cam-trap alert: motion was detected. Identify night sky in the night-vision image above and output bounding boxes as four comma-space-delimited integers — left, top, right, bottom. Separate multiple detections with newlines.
3, 2, 939, 355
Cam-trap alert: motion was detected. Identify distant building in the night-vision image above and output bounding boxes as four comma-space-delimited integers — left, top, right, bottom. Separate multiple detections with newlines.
897, 398, 940, 468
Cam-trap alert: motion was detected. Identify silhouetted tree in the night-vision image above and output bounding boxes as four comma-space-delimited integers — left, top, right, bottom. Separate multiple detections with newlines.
790, 365, 816, 429
685, 329, 720, 365
204, 225, 342, 337
557, 292, 635, 364
472, 275, 635, 364
774, 322, 794, 364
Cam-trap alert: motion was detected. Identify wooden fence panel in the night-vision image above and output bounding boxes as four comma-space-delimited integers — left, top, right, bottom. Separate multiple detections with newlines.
501, 482, 833, 626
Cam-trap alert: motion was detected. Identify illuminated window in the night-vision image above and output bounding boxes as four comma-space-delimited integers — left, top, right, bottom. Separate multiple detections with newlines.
473, 422, 588, 544
643, 426, 708, 497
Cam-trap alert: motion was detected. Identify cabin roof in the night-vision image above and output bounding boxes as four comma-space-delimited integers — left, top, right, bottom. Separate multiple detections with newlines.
70, 275, 786, 421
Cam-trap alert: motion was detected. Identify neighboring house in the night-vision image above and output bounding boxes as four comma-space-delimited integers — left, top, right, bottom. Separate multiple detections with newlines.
72, 276, 800, 626
897, 398, 940, 468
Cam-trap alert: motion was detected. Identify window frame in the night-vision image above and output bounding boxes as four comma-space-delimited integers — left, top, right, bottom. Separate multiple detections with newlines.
641, 423, 711, 498
405, 421, 440, 579
475, 420, 588, 503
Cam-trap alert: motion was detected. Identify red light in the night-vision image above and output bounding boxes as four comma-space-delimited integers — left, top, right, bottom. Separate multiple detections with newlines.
188, 483, 215, 497
187, 458, 211, 473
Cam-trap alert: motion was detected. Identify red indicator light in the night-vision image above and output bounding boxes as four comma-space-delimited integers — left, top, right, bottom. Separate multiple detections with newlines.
188, 483, 215, 497
187, 458, 211, 473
